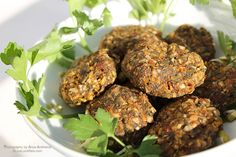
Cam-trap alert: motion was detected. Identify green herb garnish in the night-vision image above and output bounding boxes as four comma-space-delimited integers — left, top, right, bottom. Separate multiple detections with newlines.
102, 7, 112, 27
230, 0, 236, 18
0, 29, 75, 118
189, 0, 210, 5
63, 0, 112, 53
190, 0, 236, 18
64, 108, 161, 157
217, 31, 236, 65
127, 0, 175, 31
72, 11, 103, 36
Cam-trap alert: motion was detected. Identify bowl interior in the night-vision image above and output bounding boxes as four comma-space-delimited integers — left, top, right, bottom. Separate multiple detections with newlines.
23, 0, 236, 157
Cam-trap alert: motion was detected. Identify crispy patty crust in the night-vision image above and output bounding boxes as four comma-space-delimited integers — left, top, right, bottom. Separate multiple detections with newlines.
149, 96, 223, 157
122, 37, 206, 98
59, 49, 117, 107
166, 24, 215, 62
100, 25, 162, 63
86, 85, 156, 137
194, 58, 236, 112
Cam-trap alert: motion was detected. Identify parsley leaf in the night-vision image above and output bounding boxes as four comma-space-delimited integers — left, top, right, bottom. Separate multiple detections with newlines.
217, 31, 236, 64
64, 115, 99, 141
0, 42, 27, 82
144, 0, 166, 14
32, 75, 46, 94
127, 0, 174, 31
73, 10, 103, 35
59, 27, 78, 34
5, 51, 28, 82
16, 82, 41, 117
85, 134, 108, 155
85, 0, 107, 9
65, 0, 111, 53
189, 0, 210, 5
160, 0, 175, 31
0, 28, 76, 118
128, 0, 167, 21
67, 0, 86, 15
230, 0, 236, 18
66, 0, 108, 12
0, 42, 23, 65
64, 109, 162, 156
14, 101, 27, 112
95, 108, 118, 136
190, 0, 236, 19
64, 108, 121, 155
133, 135, 162, 157
28, 28, 75, 66
128, 0, 148, 20
102, 7, 112, 27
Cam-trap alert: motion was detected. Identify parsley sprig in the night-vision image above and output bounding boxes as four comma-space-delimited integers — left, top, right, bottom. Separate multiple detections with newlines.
190, 0, 236, 18
231, 0, 236, 17
127, 0, 175, 31
62, 0, 112, 53
128, 0, 166, 20
217, 31, 236, 66
0, 29, 77, 118
189, 0, 209, 5
64, 108, 161, 157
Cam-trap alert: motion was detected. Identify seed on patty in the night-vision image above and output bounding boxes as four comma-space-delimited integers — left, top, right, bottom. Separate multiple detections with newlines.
166, 24, 215, 62
149, 96, 223, 157
59, 49, 117, 107
86, 84, 156, 137
121, 36, 206, 98
194, 58, 236, 112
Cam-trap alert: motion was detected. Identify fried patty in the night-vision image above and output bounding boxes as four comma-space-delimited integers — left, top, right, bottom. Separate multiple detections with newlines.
121, 37, 206, 98
59, 49, 117, 107
149, 96, 223, 157
194, 58, 236, 112
100, 25, 162, 63
166, 24, 215, 62
86, 85, 156, 137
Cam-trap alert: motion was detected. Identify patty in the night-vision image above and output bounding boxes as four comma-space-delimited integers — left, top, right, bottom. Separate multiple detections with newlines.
59, 49, 117, 107
166, 24, 215, 62
194, 58, 236, 112
100, 25, 162, 63
86, 85, 156, 137
121, 36, 206, 98
149, 96, 223, 157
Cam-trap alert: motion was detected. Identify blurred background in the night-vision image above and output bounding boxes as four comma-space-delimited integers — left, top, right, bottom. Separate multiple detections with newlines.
0, 0, 69, 156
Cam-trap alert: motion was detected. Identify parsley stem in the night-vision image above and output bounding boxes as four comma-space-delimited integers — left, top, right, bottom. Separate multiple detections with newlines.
40, 107, 78, 119
117, 145, 133, 157
78, 31, 92, 53
70, 14, 92, 53
116, 147, 127, 156
160, 0, 175, 31
61, 113, 79, 119
111, 135, 126, 148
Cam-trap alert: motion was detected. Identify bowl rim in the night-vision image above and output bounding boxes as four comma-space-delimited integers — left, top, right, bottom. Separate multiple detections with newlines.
23, 115, 236, 157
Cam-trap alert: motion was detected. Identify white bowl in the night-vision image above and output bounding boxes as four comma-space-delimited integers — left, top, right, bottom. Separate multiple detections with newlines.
23, 0, 236, 157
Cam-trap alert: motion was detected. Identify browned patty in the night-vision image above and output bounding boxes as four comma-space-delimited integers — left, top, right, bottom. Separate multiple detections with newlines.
149, 96, 223, 157
121, 36, 206, 98
194, 58, 236, 112
100, 25, 162, 63
86, 85, 156, 137
166, 24, 215, 62
59, 49, 117, 107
